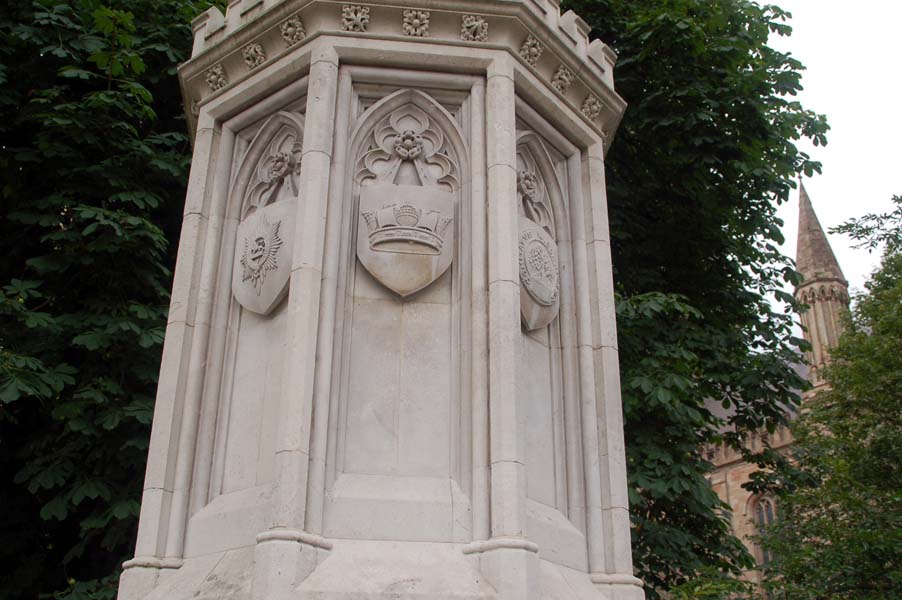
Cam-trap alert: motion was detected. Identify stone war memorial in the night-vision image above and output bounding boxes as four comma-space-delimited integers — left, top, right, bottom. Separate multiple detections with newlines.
118, 1, 642, 598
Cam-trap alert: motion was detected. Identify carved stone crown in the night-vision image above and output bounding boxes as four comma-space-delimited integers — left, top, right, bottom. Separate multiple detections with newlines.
362, 203, 452, 255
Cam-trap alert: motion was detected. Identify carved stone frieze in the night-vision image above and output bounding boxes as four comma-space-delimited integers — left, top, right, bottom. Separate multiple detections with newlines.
341, 5, 370, 32
243, 43, 266, 69
519, 34, 543, 67
551, 65, 574, 94
402, 9, 430, 37
460, 14, 488, 42
355, 95, 460, 297
280, 14, 306, 45
205, 64, 227, 91
581, 94, 604, 121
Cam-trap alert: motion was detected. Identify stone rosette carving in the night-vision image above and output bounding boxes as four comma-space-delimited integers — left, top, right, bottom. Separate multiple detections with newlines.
341, 5, 370, 32
402, 9, 430, 37
581, 94, 604, 121
243, 43, 266, 69
205, 64, 227, 91
519, 34, 543, 67
460, 14, 488, 42
280, 15, 306, 45
355, 97, 460, 297
551, 65, 574, 94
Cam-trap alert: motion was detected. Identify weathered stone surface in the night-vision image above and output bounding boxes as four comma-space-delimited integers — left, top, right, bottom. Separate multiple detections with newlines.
120, 1, 641, 599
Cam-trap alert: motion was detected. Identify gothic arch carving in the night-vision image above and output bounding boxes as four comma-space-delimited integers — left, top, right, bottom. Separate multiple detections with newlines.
516, 131, 568, 329
229, 111, 305, 315
350, 90, 467, 297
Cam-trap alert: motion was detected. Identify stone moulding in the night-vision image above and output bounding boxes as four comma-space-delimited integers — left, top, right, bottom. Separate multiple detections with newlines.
124, 4, 642, 600
179, 0, 625, 143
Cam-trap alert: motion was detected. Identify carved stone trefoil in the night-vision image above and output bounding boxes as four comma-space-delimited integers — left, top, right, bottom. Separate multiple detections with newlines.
205, 64, 227, 91
341, 5, 370, 32
551, 65, 574, 94
243, 43, 266, 69
402, 10, 430, 37
356, 99, 459, 297
519, 34, 543, 67
280, 15, 306, 46
581, 94, 604, 121
460, 14, 488, 42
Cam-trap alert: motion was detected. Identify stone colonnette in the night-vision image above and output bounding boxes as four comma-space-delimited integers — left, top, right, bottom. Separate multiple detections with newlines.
118, 1, 642, 598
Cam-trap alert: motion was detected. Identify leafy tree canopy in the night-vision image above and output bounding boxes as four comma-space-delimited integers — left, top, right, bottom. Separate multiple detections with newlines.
759, 196, 902, 599
563, 0, 827, 594
1, 0, 828, 598
0, 1, 217, 597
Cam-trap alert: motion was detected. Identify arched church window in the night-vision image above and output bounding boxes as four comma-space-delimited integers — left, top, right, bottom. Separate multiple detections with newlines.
753, 496, 777, 565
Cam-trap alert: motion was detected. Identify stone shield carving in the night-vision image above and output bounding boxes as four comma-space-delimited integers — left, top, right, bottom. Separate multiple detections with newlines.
519, 217, 559, 329
358, 183, 454, 297
231, 113, 303, 315
354, 98, 460, 297
232, 200, 293, 314
516, 149, 561, 330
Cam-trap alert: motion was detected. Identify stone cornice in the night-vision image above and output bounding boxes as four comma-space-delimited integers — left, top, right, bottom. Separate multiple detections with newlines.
178, 0, 626, 144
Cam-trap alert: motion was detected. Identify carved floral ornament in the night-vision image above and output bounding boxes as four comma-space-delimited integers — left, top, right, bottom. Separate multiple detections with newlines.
581, 94, 604, 121
355, 96, 461, 297
280, 14, 306, 45
243, 42, 266, 69
551, 65, 574, 93
519, 34, 544, 67
460, 14, 488, 41
341, 4, 370, 32
205, 63, 227, 91
402, 9, 430, 37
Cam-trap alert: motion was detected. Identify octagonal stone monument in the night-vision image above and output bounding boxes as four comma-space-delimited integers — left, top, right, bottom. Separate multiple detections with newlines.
117, 1, 643, 599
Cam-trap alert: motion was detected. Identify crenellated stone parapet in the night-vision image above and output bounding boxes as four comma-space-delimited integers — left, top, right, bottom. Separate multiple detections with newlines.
120, 2, 640, 599
180, 0, 625, 147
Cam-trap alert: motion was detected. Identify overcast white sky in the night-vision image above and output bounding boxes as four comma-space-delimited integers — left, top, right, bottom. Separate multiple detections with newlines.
769, 0, 901, 297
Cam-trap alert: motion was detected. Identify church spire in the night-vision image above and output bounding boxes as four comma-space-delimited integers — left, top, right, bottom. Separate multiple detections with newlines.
793, 182, 849, 390
795, 182, 846, 285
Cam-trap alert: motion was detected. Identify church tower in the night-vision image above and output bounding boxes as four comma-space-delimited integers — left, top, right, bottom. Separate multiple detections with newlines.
794, 183, 850, 390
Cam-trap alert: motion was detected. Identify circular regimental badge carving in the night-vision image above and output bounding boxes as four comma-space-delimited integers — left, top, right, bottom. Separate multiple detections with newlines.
519, 226, 559, 306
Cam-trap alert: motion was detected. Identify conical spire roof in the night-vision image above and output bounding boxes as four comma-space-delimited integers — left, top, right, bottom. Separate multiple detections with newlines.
795, 182, 846, 286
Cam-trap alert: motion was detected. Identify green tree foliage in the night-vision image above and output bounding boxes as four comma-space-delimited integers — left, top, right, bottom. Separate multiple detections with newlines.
0, 0, 829, 598
0, 1, 216, 597
759, 197, 902, 599
563, 0, 827, 594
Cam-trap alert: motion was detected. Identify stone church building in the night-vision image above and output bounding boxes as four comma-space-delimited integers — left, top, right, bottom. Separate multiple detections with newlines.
706, 184, 850, 584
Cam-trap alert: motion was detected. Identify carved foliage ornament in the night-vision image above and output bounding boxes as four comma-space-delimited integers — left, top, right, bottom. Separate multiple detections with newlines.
281, 15, 306, 45
205, 64, 227, 91
341, 5, 370, 32
519, 35, 543, 67
243, 43, 266, 69
356, 97, 459, 297
231, 113, 304, 315
460, 15, 488, 42
402, 10, 430, 37
551, 65, 574, 94
581, 94, 604, 121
